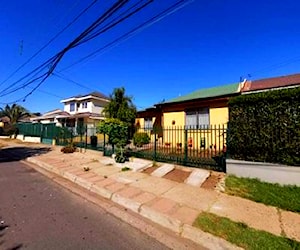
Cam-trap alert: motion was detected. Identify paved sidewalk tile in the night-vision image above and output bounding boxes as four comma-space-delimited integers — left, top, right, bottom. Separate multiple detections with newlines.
66, 168, 86, 175
162, 183, 218, 211
139, 205, 182, 234
92, 166, 121, 176
132, 191, 157, 205
92, 177, 116, 188
130, 176, 177, 196
75, 172, 98, 190
76, 171, 98, 179
210, 193, 282, 236
171, 206, 199, 225
115, 186, 143, 199
87, 175, 106, 184
111, 187, 143, 213
151, 164, 174, 177
105, 182, 126, 193
112, 171, 148, 184
90, 179, 115, 199
146, 197, 179, 214
281, 210, 300, 241
185, 169, 210, 187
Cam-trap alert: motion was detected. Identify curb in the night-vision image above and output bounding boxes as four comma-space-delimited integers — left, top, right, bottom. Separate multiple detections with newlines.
26, 157, 240, 250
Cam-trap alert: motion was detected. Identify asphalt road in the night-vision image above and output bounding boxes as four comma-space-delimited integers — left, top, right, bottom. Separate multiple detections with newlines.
0, 159, 170, 250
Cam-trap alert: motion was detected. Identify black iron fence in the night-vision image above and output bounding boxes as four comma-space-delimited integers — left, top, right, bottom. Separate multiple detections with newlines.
17, 122, 227, 171
127, 125, 227, 171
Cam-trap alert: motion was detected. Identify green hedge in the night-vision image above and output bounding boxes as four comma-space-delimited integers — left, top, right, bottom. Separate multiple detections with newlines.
228, 87, 300, 166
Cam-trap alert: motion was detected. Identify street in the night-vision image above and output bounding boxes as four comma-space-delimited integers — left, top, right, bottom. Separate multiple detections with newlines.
0, 159, 170, 250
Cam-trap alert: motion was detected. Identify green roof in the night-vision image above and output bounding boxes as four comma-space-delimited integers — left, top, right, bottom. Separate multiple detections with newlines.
163, 82, 240, 104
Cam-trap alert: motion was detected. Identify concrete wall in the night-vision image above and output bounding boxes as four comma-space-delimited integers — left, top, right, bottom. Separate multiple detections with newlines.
23, 136, 41, 143
226, 159, 300, 186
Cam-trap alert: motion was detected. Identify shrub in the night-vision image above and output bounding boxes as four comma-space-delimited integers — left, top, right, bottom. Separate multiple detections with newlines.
228, 87, 300, 166
61, 143, 77, 154
133, 132, 150, 147
97, 118, 128, 147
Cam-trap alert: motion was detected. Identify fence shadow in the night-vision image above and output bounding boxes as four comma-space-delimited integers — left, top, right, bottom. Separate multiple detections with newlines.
0, 147, 51, 162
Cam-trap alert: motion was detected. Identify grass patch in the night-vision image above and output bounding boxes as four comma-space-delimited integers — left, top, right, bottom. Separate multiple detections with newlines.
193, 212, 300, 250
225, 175, 300, 213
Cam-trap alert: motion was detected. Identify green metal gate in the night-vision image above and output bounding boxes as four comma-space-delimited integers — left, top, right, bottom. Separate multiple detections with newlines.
41, 123, 57, 144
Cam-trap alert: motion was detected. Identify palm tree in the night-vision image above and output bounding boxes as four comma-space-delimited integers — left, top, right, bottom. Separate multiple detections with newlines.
103, 87, 136, 125
0, 104, 30, 124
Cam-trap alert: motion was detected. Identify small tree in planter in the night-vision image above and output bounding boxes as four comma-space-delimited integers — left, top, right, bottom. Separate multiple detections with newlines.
97, 118, 129, 163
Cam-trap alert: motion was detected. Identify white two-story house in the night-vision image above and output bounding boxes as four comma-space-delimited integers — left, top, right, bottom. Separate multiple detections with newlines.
60, 91, 110, 129
32, 91, 110, 131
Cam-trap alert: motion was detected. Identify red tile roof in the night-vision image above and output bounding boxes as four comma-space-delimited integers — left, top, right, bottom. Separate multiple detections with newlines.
242, 73, 300, 92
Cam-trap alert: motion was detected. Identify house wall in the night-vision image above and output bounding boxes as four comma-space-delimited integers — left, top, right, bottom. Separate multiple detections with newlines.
135, 118, 144, 128
63, 99, 107, 115
209, 107, 229, 126
63, 102, 73, 113
91, 99, 106, 114
163, 111, 185, 127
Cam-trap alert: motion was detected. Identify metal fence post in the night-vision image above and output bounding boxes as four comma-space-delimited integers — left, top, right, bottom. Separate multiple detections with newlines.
85, 126, 88, 149
184, 128, 188, 165
103, 133, 106, 155
154, 132, 157, 161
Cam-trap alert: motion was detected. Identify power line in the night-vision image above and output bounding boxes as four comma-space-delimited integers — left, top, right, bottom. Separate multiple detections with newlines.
1, 0, 191, 104
52, 72, 95, 91
62, 0, 194, 71
0, 0, 98, 87
0, 0, 130, 100
247, 55, 300, 79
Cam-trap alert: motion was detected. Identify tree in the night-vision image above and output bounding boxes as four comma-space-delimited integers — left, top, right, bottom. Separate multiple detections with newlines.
0, 104, 30, 124
97, 118, 128, 147
103, 87, 137, 126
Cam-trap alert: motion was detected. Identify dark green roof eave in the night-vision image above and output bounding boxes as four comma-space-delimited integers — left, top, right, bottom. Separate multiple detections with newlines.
160, 82, 240, 105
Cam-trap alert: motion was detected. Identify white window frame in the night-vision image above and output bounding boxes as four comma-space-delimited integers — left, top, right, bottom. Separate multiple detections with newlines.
185, 108, 209, 129
82, 101, 88, 109
70, 102, 75, 112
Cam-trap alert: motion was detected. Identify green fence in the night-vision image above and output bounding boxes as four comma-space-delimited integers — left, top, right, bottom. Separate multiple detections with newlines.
126, 125, 227, 171
17, 122, 105, 148
17, 122, 227, 171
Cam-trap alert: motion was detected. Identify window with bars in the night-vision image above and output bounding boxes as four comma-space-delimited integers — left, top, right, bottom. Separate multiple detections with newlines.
185, 108, 209, 129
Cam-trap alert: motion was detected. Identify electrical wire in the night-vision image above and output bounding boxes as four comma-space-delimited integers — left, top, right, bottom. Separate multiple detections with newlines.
52, 72, 95, 91
62, 0, 194, 71
0, 0, 99, 87
1, 0, 192, 104
0, 0, 130, 100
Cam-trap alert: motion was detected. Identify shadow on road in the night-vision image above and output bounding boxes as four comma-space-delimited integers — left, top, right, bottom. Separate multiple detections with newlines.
0, 146, 51, 162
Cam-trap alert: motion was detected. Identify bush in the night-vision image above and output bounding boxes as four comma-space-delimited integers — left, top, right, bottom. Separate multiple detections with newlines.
61, 143, 77, 153
133, 132, 150, 147
97, 118, 128, 147
228, 87, 300, 166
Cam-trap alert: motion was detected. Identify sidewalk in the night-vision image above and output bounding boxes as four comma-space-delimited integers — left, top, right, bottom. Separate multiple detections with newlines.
4, 142, 300, 249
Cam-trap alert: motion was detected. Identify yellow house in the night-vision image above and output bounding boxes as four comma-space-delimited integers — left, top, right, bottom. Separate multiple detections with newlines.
136, 82, 242, 153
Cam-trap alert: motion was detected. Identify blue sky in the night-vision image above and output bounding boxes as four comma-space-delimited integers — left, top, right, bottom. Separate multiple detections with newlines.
1, 0, 300, 113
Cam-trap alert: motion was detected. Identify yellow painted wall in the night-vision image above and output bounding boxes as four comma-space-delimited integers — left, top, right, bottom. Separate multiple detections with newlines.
163, 111, 185, 127
135, 118, 144, 128
209, 107, 229, 126
161, 111, 185, 147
